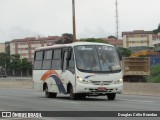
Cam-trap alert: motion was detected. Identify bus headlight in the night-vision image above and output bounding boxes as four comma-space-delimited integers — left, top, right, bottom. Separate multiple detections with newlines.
77, 77, 91, 84
113, 78, 123, 84
78, 77, 85, 82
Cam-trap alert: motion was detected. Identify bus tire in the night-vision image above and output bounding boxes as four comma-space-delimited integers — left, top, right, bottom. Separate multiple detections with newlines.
107, 93, 116, 100
45, 85, 57, 98
50, 92, 57, 98
78, 94, 86, 100
69, 86, 77, 100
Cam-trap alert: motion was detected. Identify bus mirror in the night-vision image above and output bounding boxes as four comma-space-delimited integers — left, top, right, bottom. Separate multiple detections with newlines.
67, 52, 71, 60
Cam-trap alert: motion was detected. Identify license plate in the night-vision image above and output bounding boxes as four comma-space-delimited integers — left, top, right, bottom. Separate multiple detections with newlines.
98, 87, 106, 91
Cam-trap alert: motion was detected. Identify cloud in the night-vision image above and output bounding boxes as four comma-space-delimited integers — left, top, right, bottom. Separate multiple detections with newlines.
0, 0, 160, 42
0, 26, 42, 42
77, 27, 113, 39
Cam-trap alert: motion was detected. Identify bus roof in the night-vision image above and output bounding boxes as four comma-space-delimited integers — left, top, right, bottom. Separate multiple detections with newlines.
35, 42, 114, 51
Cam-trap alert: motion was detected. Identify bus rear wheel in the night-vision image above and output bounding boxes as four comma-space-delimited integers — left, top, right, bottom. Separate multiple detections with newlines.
107, 93, 116, 100
45, 86, 57, 98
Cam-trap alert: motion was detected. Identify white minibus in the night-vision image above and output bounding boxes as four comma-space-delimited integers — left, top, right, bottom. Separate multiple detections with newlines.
33, 42, 123, 100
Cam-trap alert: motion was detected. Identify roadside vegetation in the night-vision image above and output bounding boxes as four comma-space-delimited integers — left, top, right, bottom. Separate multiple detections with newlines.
145, 64, 160, 83
116, 47, 132, 57
0, 53, 32, 76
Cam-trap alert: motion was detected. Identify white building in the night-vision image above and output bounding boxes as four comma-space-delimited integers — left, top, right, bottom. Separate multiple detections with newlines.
122, 30, 153, 48
10, 36, 61, 61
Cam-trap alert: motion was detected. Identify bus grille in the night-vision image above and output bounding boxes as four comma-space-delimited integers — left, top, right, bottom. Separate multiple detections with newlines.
90, 81, 112, 85
89, 88, 114, 93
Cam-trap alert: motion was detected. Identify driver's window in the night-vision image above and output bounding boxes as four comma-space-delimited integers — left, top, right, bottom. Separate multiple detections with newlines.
67, 48, 75, 74
63, 51, 67, 72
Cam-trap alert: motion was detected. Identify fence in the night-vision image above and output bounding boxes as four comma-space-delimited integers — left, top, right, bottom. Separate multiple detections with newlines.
6, 69, 32, 77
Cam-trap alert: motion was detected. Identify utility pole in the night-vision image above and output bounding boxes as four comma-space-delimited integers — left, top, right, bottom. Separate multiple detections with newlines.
72, 0, 76, 42
115, 0, 119, 39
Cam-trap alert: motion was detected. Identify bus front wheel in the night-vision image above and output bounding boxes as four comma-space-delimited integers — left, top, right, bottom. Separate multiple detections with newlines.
107, 93, 116, 100
69, 86, 77, 100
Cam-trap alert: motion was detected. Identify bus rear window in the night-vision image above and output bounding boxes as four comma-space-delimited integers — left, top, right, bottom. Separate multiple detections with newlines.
35, 51, 43, 60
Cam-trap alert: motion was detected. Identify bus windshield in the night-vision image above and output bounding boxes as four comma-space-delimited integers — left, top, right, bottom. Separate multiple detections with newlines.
74, 45, 121, 73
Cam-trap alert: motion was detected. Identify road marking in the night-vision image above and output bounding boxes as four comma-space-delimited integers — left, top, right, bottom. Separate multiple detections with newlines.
121, 99, 154, 103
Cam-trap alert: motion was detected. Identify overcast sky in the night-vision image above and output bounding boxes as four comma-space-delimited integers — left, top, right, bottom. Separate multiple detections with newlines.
0, 0, 160, 42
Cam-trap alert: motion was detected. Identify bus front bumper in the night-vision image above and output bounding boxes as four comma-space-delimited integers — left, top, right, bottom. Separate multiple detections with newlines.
75, 83, 123, 95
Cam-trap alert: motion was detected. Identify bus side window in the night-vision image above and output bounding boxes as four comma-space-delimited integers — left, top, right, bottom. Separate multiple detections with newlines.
34, 51, 43, 70
51, 49, 62, 70
42, 50, 52, 70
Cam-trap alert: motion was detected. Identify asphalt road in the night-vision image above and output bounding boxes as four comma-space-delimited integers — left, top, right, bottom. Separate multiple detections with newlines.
0, 88, 160, 120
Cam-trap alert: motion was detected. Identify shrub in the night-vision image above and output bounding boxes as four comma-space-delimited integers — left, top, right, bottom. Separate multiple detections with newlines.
146, 64, 160, 83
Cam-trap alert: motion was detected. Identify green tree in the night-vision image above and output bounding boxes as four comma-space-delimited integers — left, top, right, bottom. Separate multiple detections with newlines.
9, 58, 21, 70
80, 38, 108, 43
9, 54, 21, 76
56, 33, 73, 44
5, 43, 10, 55
145, 65, 160, 83
23, 58, 32, 70
153, 24, 160, 34
0, 53, 33, 76
108, 35, 117, 39
21, 58, 33, 76
0, 53, 10, 68
117, 47, 132, 57
10, 54, 20, 61
0, 53, 7, 67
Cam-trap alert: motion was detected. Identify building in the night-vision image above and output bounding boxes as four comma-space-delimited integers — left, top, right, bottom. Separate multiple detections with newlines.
10, 36, 62, 61
0, 43, 5, 53
153, 35, 160, 52
152, 35, 160, 45
150, 24, 160, 52
122, 30, 153, 48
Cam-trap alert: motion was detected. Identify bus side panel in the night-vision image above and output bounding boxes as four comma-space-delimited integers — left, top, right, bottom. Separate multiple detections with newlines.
41, 70, 69, 94
60, 70, 76, 94
43, 76, 60, 93
33, 70, 43, 91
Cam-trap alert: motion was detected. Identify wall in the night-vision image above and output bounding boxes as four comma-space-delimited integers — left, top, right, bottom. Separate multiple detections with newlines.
123, 82, 160, 96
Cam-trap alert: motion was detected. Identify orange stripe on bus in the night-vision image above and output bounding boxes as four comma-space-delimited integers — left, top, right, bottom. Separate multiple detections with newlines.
41, 70, 59, 81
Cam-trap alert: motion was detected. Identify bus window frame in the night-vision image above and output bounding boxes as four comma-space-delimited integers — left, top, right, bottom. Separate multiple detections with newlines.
51, 48, 62, 70
34, 50, 44, 70
42, 50, 53, 70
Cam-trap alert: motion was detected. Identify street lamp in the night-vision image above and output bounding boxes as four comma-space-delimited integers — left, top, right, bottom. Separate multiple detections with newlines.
72, 0, 76, 42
